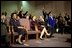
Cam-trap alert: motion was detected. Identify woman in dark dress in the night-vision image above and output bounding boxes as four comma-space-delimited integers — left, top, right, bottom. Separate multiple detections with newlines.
9, 13, 27, 44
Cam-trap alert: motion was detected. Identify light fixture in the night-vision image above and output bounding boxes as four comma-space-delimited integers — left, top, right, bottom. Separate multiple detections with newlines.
22, 1, 28, 6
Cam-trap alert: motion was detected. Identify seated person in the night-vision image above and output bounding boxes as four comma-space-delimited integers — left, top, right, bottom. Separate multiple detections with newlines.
9, 13, 27, 44
37, 16, 50, 39
30, 16, 50, 40
30, 16, 38, 31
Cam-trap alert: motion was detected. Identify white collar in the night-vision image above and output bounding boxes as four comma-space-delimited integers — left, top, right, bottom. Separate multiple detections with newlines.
50, 16, 53, 20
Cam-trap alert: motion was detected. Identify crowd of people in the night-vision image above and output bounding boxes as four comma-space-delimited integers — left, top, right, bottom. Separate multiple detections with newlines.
1, 8, 71, 47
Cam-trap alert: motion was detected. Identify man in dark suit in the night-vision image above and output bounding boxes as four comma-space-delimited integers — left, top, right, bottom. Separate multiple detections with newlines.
42, 8, 54, 37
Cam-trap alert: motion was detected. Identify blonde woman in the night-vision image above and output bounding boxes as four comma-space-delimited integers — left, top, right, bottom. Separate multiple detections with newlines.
37, 16, 50, 39
30, 16, 37, 30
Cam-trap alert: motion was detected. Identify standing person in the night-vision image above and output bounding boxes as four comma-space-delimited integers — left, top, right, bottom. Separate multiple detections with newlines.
1, 12, 10, 47
42, 8, 54, 37
18, 10, 28, 18
64, 13, 71, 33
47, 13, 56, 37
58, 16, 65, 34
42, 8, 51, 27
64, 13, 70, 22
55, 17, 59, 33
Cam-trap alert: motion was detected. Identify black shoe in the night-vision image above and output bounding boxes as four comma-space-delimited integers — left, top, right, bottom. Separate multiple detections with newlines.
16, 41, 23, 45
16, 42, 23, 45
48, 36, 54, 38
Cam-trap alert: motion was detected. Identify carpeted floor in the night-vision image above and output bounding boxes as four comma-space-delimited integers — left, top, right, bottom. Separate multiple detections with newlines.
10, 33, 71, 47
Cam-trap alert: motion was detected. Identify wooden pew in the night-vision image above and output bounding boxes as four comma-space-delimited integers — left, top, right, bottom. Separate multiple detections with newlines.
19, 18, 41, 44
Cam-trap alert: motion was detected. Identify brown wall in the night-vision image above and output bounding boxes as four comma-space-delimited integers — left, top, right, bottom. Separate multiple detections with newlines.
1, 1, 71, 17
1, 1, 18, 17
33, 1, 71, 17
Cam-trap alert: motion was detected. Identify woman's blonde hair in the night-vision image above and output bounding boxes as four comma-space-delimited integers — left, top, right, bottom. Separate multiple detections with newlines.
33, 16, 37, 20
